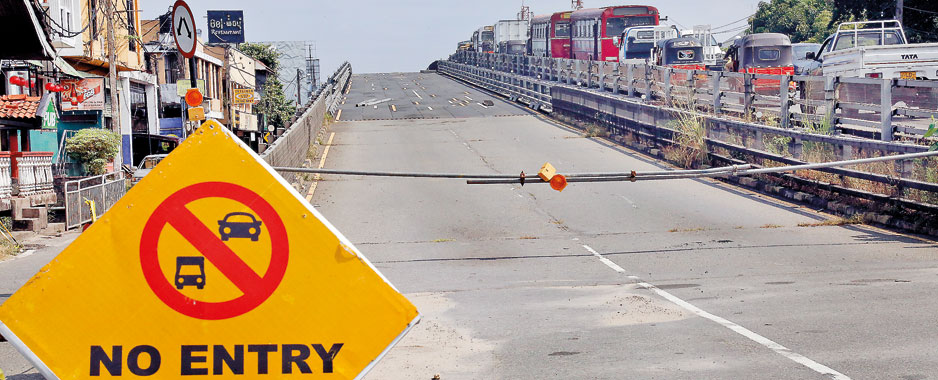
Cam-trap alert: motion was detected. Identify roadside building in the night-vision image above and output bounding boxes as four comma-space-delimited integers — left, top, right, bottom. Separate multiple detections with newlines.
204, 45, 259, 148
56, 0, 158, 169
0, 0, 74, 231
141, 15, 225, 143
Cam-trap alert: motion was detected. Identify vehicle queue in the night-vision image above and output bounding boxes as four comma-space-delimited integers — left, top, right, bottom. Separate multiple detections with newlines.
457, 4, 938, 83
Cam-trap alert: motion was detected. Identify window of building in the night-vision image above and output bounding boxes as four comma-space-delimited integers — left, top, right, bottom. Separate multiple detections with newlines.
126, 0, 137, 52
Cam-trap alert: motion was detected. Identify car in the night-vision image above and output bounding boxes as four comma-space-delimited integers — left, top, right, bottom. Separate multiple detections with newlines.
132, 154, 168, 183
792, 42, 821, 75
175, 256, 206, 290
218, 212, 263, 241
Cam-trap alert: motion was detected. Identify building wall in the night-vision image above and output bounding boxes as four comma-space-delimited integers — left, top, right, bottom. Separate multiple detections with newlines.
67, 0, 144, 70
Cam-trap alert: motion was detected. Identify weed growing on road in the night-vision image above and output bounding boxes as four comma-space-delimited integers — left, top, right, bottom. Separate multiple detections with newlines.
584, 123, 609, 138
432, 238, 453, 243
797, 214, 863, 227
665, 103, 709, 168
0, 238, 21, 259
760, 224, 783, 229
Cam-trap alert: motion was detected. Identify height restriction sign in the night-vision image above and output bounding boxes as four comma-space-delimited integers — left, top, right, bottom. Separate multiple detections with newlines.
0, 120, 419, 379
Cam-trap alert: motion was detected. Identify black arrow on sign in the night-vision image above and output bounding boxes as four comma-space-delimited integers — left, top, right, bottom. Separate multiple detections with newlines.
176, 17, 192, 38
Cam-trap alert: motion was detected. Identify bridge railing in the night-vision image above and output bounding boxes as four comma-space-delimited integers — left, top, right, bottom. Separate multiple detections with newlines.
442, 51, 938, 211
450, 50, 938, 143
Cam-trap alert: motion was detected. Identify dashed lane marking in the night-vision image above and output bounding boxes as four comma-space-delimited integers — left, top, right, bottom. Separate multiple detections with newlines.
413, 90, 423, 99
581, 244, 851, 380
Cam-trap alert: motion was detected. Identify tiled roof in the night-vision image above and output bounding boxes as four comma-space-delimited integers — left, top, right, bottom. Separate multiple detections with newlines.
0, 94, 41, 119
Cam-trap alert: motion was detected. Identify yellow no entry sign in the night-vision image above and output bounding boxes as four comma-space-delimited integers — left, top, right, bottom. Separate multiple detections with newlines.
0, 120, 419, 379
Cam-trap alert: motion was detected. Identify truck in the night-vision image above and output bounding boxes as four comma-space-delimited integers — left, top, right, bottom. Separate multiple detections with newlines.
808, 20, 938, 80
681, 25, 723, 69
493, 20, 530, 55
473, 26, 495, 53
617, 25, 680, 64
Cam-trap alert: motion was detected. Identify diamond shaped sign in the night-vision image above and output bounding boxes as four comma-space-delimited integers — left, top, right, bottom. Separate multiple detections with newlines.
0, 120, 419, 379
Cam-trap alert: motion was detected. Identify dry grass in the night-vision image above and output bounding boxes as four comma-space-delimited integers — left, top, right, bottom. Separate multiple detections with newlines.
431, 238, 454, 243
668, 227, 706, 233
584, 123, 609, 138
760, 224, 784, 229
665, 105, 709, 169
798, 215, 863, 228
519, 236, 539, 240
0, 239, 21, 260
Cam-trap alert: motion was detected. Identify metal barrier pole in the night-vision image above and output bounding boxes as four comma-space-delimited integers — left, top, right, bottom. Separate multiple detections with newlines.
880, 78, 894, 141
780, 75, 791, 129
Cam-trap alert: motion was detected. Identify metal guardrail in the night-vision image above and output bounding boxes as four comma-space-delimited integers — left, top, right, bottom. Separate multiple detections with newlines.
450, 51, 938, 143
64, 173, 125, 230
441, 52, 938, 209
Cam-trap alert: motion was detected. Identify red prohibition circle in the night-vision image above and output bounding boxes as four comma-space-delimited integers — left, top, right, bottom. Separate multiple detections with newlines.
140, 182, 289, 320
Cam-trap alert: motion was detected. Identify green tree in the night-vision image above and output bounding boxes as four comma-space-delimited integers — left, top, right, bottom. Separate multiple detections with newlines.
239, 42, 280, 72
751, 0, 835, 43
238, 43, 295, 130
65, 128, 121, 175
831, 0, 938, 43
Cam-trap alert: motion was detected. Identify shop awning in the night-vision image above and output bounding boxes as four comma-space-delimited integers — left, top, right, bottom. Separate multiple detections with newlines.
0, 0, 57, 60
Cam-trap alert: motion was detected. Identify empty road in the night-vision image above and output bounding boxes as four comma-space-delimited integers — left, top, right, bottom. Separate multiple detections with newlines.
319, 72, 938, 379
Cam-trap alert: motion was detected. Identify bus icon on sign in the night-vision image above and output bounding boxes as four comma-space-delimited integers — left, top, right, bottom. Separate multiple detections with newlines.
175, 256, 206, 289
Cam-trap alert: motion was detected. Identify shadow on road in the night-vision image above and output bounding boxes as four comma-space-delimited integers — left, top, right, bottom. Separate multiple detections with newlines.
9, 373, 43, 380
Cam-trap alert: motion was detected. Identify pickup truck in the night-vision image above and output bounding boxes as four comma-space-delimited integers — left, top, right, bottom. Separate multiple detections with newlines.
808, 20, 938, 80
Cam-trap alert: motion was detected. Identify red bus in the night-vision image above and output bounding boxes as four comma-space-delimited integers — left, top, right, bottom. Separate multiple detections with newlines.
570, 5, 660, 61
531, 11, 572, 58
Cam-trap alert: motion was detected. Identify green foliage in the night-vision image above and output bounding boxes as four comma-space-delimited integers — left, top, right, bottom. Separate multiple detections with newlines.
65, 128, 121, 175
927, 117, 938, 151
831, 0, 938, 43
239, 43, 279, 72
751, 0, 835, 43
763, 134, 793, 157
255, 79, 296, 131
239, 43, 296, 130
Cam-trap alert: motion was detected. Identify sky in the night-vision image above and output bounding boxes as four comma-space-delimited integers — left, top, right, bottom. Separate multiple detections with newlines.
143, 0, 763, 76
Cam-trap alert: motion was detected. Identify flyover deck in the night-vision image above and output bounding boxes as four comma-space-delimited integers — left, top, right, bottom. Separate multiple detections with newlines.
336, 72, 529, 121
318, 73, 938, 379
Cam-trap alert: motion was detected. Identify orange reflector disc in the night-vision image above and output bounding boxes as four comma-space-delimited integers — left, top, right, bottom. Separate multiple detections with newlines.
185, 88, 203, 107
549, 174, 567, 192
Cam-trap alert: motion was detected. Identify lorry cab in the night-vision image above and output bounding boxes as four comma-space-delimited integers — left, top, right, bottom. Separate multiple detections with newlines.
617, 25, 679, 63
806, 20, 935, 80
811, 20, 906, 61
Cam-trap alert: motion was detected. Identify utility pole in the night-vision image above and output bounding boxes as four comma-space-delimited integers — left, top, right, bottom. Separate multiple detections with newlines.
105, 0, 122, 168
895, 0, 904, 25
296, 68, 302, 108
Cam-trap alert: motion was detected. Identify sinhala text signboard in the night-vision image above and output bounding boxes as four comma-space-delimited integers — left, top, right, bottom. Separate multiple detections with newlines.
60, 78, 104, 111
207, 11, 245, 44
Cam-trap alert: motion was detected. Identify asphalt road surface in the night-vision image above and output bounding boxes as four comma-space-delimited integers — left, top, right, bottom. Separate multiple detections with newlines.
1, 72, 937, 380
317, 73, 938, 379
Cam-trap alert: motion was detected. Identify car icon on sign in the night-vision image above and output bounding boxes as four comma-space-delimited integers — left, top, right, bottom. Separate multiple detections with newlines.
218, 212, 263, 241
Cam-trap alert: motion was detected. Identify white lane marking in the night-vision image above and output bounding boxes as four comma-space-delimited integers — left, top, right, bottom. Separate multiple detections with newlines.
582, 244, 625, 273
619, 195, 638, 209
413, 90, 423, 99
477, 102, 490, 109
464, 95, 474, 101
517, 193, 524, 198
580, 244, 851, 380
427, 106, 433, 111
